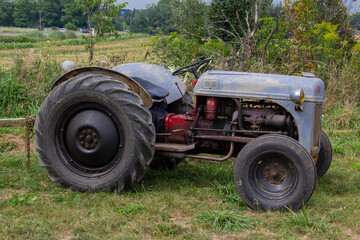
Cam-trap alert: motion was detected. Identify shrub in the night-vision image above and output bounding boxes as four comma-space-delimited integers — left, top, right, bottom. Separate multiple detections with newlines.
64, 31, 77, 39
23, 32, 46, 41
64, 22, 78, 31
0, 36, 36, 43
48, 31, 66, 40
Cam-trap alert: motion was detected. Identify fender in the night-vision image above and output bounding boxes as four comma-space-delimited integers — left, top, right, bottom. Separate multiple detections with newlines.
51, 67, 153, 108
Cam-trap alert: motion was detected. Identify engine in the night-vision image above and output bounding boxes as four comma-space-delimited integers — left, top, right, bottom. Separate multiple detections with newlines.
157, 96, 296, 155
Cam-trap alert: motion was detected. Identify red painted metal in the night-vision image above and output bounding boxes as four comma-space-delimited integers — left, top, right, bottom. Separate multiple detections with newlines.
165, 113, 194, 144
205, 97, 218, 120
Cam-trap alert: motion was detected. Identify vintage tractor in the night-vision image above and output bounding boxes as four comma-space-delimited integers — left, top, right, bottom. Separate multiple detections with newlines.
34, 57, 332, 211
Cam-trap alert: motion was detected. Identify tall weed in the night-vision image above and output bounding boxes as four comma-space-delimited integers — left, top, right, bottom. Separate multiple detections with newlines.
0, 55, 62, 118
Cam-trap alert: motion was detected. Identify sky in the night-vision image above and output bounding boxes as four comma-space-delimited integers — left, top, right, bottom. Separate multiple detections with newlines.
122, 0, 360, 12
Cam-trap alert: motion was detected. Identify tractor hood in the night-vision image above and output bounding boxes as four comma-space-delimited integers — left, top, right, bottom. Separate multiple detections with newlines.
194, 71, 325, 103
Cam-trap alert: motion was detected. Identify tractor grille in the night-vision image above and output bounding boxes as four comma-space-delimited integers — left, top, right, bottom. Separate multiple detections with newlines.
313, 104, 322, 148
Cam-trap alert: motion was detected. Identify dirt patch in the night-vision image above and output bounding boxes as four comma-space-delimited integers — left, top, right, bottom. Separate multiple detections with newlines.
0, 188, 27, 200
343, 226, 360, 240
0, 133, 35, 155
58, 229, 74, 240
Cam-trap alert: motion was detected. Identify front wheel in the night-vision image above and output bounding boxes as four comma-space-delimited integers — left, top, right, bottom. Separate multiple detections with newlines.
35, 74, 155, 192
233, 135, 317, 211
316, 130, 332, 178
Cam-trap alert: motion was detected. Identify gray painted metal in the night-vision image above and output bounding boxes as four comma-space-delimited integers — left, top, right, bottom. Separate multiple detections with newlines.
194, 71, 326, 156
112, 63, 187, 104
194, 71, 325, 103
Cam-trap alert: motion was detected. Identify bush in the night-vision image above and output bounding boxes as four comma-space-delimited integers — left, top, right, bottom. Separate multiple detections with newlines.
64, 22, 78, 31
23, 32, 46, 41
48, 31, 66, 40
64, 31, 77, 39
0, 36, 36, 43
0, 56, 62, 118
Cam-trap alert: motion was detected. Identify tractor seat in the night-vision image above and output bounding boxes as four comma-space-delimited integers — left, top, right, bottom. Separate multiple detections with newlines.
131, 77, 170, 101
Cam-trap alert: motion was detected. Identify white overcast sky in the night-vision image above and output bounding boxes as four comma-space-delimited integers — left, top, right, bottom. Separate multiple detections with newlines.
121, 0, 359, 12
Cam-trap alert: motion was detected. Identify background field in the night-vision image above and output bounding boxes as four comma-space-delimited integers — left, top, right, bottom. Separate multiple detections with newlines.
0, 35, 359, 239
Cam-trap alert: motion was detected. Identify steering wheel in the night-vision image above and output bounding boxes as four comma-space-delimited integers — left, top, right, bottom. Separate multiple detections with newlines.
172, 56, 213, 79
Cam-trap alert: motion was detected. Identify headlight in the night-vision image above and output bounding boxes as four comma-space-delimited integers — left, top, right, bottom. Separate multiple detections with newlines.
290, 89, 305, 105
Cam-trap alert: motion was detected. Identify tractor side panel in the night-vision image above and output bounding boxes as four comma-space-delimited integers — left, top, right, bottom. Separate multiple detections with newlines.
194, 71, 326, 157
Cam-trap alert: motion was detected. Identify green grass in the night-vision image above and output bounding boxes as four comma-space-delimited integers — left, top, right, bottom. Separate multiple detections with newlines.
0, 35, 359, 239
0, 107, 359, 239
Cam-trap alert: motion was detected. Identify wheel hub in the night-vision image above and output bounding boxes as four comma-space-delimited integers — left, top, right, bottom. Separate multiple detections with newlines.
263, 162, 287, 185
79, 129, 98, 150
65, 110, 120, 168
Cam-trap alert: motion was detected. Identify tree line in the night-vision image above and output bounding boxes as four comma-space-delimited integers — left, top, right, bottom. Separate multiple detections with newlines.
0, 0, 93, 29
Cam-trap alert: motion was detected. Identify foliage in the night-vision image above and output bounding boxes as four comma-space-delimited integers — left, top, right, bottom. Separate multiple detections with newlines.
12, 0, 37, 28
147, 32, 230, 71
61, 0, 87, 28
0, 56, 62, 118
77, 0, 126, 64
38, 0, 62, 27
209, 0, 272, 41
350, 12, 360, 30
130, 0, 176, 35
23, 31, 46, 41
0, 0, 14, 26
0, 36, 36, 43
64, 22, 78, 31
171, 0, 209, 38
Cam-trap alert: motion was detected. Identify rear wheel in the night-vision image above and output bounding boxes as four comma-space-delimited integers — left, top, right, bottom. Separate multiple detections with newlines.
35, 74, 155, 192
233, 134, 317, 211
316, 130, 332, 178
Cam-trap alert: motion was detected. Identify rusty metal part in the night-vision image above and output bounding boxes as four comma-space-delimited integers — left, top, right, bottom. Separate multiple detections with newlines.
0, 118, 27, 127
193, 127, 285, 135
265, 114, 287, 129
191, 106, 202, 129
51, 67, 153, 108
233, 99, 243, 129
25, 115, 36, 170
184, 141, 234, 162
263, 162, 287, 185
155, 143, 196, 152
195, 135, 252, 143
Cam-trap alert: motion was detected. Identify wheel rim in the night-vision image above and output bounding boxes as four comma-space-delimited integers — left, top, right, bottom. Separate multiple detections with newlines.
249, 152, 298, 200
55, 101, 125, 176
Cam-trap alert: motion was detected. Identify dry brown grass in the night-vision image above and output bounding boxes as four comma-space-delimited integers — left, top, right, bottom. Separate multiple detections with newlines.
0, 36, 152, 69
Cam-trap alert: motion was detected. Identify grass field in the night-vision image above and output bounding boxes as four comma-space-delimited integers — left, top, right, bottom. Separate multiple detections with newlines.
0, 35, 152, 68
0, 110, 359, 239
0, 36, 359, 239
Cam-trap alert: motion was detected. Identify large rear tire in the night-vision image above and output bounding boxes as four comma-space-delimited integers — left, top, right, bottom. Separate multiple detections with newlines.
35, 74, 155, 192
316, 130, 332, 178
233, 134, 317, 211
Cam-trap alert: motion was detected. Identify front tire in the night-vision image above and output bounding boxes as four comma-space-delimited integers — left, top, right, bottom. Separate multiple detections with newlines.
35, 74, 155, 192
233, 134, 317, 211
316, 130, 332, 178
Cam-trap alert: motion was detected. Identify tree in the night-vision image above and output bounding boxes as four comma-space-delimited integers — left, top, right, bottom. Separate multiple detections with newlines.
12, 0, 37, 27
283, 0, 351, 44
171, 0, 209, 38
351, 12, 360, 30
130, 0, 177, 35
39, 0, 63, 27
77, 0, 127, 64
209, 0, 272, 41
61, 0, 87, 28
0, 0, 14, 26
